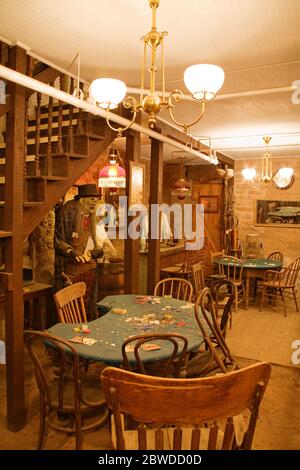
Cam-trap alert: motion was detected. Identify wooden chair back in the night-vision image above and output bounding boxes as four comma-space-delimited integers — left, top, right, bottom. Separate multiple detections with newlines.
154, 278, 193, 301
187, 287, 238, 377
218, 255, 243, 283
210, 280, 235, 336
24, 330, 107, 449
210, 250, 225, 263
101, 362, 271, 450
122, 333, 188, 378
191, 262, 205, 296
267, 251, 283, 263
282, 256, 300, 287
54, 282, 87, 323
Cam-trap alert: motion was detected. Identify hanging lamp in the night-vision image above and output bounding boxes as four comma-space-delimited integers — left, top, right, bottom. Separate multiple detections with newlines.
171, 163, 192, 200
98, 145, 126, 192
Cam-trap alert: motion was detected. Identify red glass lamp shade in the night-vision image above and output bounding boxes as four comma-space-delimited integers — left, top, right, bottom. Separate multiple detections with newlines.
98, 160, 126, 189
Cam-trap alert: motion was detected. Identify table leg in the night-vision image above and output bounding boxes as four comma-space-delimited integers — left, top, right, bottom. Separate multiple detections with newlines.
245, 274, 250, 309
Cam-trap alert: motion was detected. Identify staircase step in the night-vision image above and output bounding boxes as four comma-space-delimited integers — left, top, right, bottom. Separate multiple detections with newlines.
26, 175, 67, 182
0, 230, 13, 238
23, 201, 44, 207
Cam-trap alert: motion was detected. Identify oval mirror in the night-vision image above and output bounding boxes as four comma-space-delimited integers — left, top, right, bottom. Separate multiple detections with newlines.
272, 168, 294, 190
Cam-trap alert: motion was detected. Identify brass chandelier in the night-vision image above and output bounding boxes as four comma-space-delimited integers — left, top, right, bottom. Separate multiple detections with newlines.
89, 0, 225, 136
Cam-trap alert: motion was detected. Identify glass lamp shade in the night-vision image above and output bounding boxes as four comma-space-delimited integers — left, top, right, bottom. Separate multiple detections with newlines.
242, 168, 256, 181
278, 167, 293, 178
89, 78, 127, 110
171, 178, 192, 200
98, 162, 126, 188
184, 64, 225, 101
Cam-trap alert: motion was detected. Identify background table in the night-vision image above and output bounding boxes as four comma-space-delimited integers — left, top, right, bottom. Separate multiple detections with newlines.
216, 258, 283, 309
48, 294, 202, 365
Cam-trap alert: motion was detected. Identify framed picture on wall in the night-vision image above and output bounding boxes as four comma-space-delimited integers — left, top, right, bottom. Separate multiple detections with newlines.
129, 162, 145, 208
199, 195, 219, 213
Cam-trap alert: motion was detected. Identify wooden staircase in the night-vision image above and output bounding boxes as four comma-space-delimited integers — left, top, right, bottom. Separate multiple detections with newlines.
0, 102, 115, 237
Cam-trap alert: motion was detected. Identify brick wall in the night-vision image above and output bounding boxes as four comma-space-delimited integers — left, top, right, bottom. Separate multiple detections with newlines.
234, 157, 300, 270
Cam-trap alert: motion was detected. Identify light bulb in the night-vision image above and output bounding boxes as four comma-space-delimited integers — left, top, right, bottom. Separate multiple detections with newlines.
184, 64, 225, 101
242, 168, 256, 181
89, 78, 127, 109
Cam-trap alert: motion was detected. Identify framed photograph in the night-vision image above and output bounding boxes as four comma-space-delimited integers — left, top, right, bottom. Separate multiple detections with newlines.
199, 195, 219, 213
255, 199, 300, 226
129, 162, 145, 208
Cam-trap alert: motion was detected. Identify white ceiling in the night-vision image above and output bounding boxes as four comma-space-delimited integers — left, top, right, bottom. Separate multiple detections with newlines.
0, 0, 300, 162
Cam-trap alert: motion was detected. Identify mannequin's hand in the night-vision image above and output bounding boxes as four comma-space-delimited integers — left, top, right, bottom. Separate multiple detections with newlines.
75, 252, 92, 263
75, 255, 86, 263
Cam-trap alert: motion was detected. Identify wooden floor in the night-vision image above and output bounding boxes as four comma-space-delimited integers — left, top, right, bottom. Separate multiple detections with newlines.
227, 297, 300, 367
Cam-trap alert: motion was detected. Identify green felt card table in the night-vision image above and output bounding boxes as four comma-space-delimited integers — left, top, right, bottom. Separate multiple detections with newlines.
47, 294, 203, 365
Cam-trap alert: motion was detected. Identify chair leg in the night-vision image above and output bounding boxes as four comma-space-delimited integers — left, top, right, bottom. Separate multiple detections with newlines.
282, 290, 287, 317
292, 288, 299, 312
259, 286, 265, 311
37, 397, 47, 450
235, 287, 238, 313
253, 278, 257, 298
74, 406, 82, 450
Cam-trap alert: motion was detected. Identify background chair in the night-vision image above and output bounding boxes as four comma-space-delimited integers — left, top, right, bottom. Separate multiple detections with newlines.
184, 287, 238, 378
24, 330, 108, 450
122, 333, 188, 378
154, 278, 193, 302
253, 251, 283, 297
191, 262, 205, 297
160, 240, 207, 282
210, 279, 235, 333
54, 282, 87, 323
218, 255, 245, 312
101, 362, 271, 450
260, 256, 300, 316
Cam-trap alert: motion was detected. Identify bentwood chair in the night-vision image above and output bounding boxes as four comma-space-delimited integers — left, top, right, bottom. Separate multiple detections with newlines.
260, 256, 300, 317
154, 278, 193, 302
101, 362, 271, 450
183, 287, 238, 378
54, 282, 87, 323
210, 279, 235, 334
24, 330, 108, 450
121, 333, 188, 378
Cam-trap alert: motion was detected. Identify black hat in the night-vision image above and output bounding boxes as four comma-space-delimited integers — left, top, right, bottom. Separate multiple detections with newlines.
74, 184, 99, 199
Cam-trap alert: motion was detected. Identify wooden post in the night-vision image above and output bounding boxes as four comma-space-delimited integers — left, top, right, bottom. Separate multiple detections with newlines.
4, 45, 26, 431
147, 137, 163, 294
124, 130, 140, 293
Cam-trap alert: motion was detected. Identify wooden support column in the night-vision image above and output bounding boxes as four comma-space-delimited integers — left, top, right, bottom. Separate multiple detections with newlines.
4, 45, 26, 431
124, 130, 140, 293
147, 137, 163, 294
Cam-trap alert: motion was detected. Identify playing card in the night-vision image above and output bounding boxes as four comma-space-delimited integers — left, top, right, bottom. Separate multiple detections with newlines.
141, 343, 161, 351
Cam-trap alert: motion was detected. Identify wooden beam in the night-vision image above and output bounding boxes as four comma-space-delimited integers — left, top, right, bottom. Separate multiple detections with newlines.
124, 130, 140, 294
147, 135, 163, 294
4, 45, 26, 432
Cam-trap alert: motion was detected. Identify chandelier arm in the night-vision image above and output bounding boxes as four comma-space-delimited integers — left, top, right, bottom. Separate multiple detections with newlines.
167, 90, 206, 132
105, 96, 138, 137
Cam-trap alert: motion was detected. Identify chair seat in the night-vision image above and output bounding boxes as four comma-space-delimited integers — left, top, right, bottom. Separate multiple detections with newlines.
160, 266, 184, 274
209, 274, 226, 280
263, 281, 294, 288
